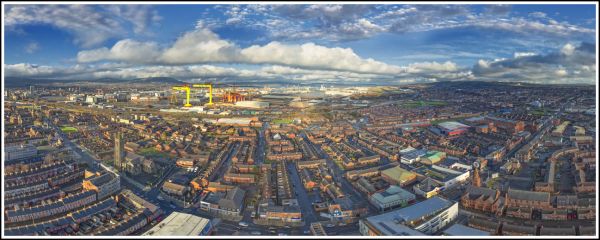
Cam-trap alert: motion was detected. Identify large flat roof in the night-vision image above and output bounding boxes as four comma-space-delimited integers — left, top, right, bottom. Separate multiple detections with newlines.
381, 166, 417, 182
438, 121, 470, 131
443, 223, 490, 236
366, 196, 454, 228
371, 185, 415, 204
142, 212, 210, 236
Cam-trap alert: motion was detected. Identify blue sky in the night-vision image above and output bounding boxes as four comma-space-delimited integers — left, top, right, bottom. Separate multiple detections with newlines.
3, 3, 597, 84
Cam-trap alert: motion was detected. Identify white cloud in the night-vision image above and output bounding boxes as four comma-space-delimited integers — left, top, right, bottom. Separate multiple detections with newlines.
529, 12, 547, 19
106, 5, 160, 35
240, 41, 403, 74
514, 52, 536, 58
77, 39, 162, 63
78, 28, 461, 76
24, 42, 39, 54
5, 63, 56, 76
4, 63, 399, 83
5, 5, 161, 47
477, 59, 490, 68
161, 29, 240, 64
555, 68, 568, 76
405, 61, 457, 73
560, 43, 575, 56
472, 42, 596, 84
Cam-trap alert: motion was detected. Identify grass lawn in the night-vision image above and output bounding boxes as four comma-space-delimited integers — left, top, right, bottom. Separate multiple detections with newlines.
60, 126, 78, 133
530, 109, 548, 116
272, 118, 294, 124
138, 147, 171, 158
402, 100, 448, 108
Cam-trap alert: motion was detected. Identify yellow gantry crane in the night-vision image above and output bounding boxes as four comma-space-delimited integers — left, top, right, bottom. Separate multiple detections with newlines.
192, 84, 213, 105
171, 83, 214, 107
172, 85, 192, 107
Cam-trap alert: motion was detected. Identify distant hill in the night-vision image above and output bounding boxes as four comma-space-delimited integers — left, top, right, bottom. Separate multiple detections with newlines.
4, 76, 186, 88
130, 77, 186, 84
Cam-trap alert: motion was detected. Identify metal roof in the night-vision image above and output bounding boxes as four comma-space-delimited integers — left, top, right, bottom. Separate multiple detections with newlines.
142, 212, 210, 236
443, 223, 490, 236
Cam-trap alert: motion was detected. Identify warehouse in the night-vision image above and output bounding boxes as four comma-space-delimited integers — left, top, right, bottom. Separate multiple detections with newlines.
437, 121, 471, 136
142, 212, 213, 236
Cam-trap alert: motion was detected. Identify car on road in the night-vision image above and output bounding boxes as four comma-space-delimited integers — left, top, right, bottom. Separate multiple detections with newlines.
238, 221, 249, 227
250, 231, 262, 235
326, 223, 335, 228
303, 230, 311, 234
278, 233, 288, 236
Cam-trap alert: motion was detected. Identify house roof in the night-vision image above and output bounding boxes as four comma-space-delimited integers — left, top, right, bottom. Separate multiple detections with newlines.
218, 187, 245, 210
465, 185, 497, 200
88, 172, 114, 186
502, 222, 537, 234
507, 188, 549, 202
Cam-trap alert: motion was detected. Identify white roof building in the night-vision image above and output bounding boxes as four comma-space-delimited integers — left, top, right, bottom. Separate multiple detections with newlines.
142, 212, 212, 236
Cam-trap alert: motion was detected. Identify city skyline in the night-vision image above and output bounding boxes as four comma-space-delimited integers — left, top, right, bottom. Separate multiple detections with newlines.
2, 1, 598, 239
4, 3, 597, 84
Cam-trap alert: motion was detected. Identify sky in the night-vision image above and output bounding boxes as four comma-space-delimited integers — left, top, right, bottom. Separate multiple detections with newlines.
3, 3, 598, 85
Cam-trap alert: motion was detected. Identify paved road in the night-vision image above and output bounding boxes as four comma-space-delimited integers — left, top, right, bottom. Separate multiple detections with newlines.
47, 119, 100, 172
300, 132, 378, 215
285, 162, 319, 232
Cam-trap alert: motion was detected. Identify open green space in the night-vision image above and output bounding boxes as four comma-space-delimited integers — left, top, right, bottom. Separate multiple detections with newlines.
138, 147, 171, 158
272, 118, 294, 124
402, 100, 448, 108
530, 108, 549, 116
60, 126, 78, 133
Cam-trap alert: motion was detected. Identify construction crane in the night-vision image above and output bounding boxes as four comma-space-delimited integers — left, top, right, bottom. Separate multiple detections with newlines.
192, 84, 213, 105
172, 85, 192, 107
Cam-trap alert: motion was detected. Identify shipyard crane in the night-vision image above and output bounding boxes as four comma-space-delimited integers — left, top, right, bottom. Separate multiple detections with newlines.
191, 84, 213, 105
172, 85, 192, 107
171, 83, 215, 107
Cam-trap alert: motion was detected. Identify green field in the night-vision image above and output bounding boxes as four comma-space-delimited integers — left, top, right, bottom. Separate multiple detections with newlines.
530, 108, 549, 116
60, 126, 78, 133
272, 118, 294, 124
138, 147, 171, 158
402, 100, 448, 108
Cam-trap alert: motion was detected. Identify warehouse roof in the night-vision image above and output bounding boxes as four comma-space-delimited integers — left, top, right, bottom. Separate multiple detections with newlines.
381, 166, 417, 183
143, 212, 210, 236
371, 185, 415, 204
391, 196, 454, 223
438, 121, 471, 131
443, 223, 490, 236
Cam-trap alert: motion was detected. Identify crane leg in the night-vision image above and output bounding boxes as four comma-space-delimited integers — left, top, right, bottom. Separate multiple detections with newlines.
184, 88, 192, 107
